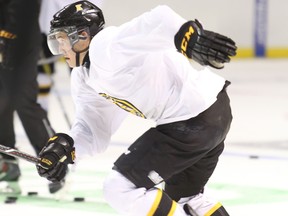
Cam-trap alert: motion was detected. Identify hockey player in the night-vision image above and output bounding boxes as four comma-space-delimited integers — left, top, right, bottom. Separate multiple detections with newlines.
37, 0, 105, 112
36, 1, 237, 215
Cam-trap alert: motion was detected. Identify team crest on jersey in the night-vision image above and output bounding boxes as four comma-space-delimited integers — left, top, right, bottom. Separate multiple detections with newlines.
99, 93, 146, 119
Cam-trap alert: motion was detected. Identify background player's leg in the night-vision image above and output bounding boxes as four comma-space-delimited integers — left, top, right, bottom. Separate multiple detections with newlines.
0, 57, 21, 193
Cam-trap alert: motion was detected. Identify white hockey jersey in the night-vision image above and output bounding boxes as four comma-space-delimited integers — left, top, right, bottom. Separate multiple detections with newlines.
69, 5, 226, 158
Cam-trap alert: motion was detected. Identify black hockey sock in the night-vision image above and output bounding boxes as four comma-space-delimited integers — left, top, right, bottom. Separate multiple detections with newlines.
148, 189, 177, 216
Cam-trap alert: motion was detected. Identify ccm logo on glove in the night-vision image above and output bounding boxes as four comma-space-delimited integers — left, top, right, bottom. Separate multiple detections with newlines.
180, 26, 195, 57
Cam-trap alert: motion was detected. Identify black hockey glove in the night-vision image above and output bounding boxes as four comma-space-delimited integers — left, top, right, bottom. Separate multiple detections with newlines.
36, 133, 75, 182
175, 20, 237, 69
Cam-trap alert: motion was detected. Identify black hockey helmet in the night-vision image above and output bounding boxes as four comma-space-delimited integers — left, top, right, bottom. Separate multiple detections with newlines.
47, 1, 104, 57
50, 0, 105, 37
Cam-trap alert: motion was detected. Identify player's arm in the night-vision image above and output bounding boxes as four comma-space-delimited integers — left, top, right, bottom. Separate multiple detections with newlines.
174, 19, 237, 69
36, 133, 75, 182
139, 5, 237, 69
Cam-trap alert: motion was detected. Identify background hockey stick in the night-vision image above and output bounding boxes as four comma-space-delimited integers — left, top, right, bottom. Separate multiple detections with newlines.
38, 55, 72, 129
52, 80, 72, 129
0, 143, 40, 165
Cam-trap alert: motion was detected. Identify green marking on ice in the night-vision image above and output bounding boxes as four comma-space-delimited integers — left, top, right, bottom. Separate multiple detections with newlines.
209, 183, 288, 206
0, 193, 116, 214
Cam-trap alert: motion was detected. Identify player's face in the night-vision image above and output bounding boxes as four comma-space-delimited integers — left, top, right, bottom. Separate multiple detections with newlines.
52, 32, 75, 67
62, 32, 90, 68
48, 30, 90, 68
61, 45, 78, 68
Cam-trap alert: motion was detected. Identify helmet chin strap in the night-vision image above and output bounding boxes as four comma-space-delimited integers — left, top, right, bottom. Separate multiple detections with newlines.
73, 46, 89, 67
75, 52, 81, 67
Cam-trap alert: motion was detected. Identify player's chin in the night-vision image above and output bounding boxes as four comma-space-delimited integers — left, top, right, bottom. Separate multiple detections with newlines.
65, 59, 75, 68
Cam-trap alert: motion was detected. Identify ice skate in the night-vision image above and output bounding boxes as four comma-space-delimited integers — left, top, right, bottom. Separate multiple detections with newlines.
0, 157, 21, 194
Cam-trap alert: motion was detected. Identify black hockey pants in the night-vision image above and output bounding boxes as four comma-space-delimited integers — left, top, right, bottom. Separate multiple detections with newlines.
114, 81, 232, 201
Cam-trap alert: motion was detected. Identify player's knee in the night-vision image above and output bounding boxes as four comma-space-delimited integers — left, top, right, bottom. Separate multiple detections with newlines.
103, 170, 140, 212
103, 170, 180, 216
103, 169, 129, 198
103, 170, 119, 202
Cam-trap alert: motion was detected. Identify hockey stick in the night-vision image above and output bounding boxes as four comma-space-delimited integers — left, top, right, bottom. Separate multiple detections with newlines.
0, 144, 40, 165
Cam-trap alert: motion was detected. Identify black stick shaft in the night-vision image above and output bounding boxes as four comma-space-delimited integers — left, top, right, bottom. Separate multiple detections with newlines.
0, 144, 40, 165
